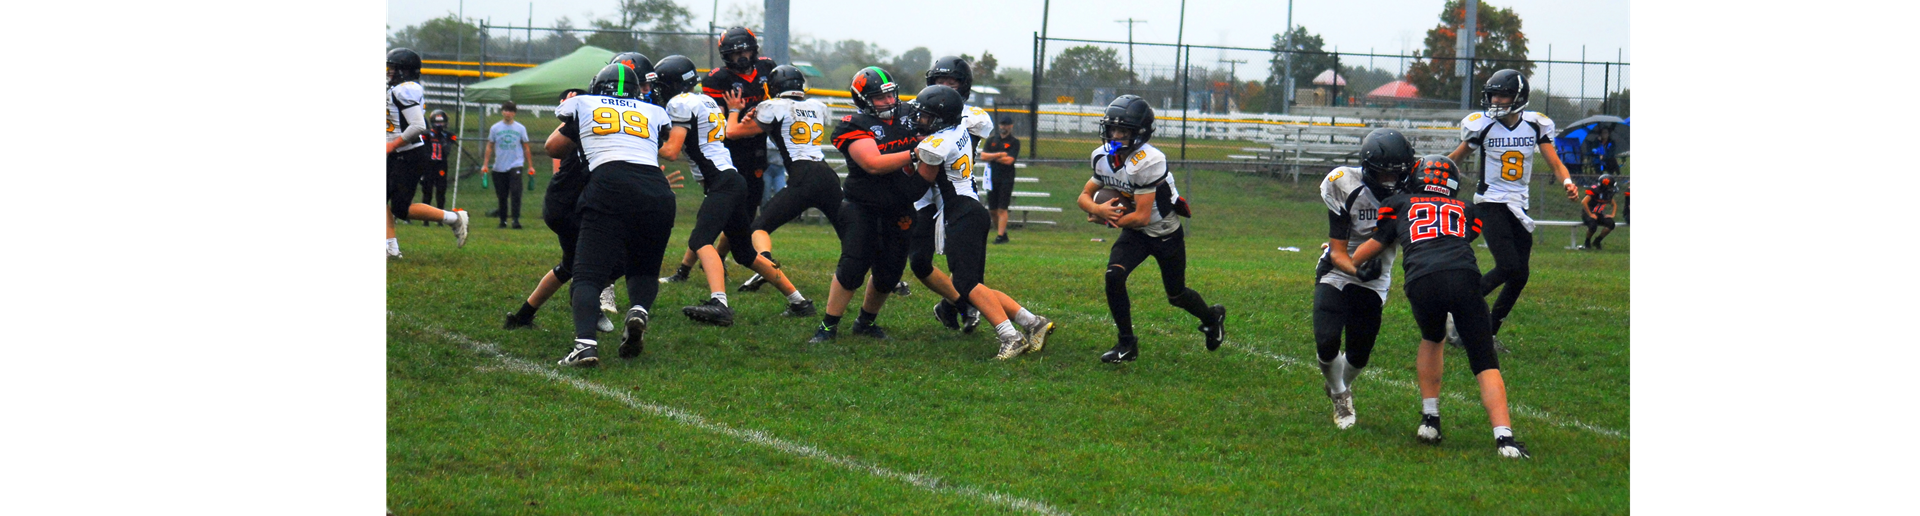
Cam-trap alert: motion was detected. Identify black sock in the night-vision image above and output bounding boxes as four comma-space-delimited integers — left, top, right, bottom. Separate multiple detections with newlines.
856, 309, 878, 326
821, 313, 843, 328
675, 264, 692, 277
1169, 288, 1215, 323
514, 302, 538, 321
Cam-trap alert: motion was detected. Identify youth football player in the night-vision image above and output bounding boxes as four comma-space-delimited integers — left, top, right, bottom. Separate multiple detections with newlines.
1580, 174, 1619, 250
1313, 129, 1416, 428
384, 48, 470, 258
810, 67, 928, 343
731, 65, 846, 296
910, 56, 996, 334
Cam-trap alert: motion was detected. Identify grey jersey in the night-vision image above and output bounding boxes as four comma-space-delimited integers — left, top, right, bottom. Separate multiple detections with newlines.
1318, 166, 1394, 298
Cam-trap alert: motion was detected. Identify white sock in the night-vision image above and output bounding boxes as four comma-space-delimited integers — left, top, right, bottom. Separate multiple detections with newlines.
1337, 354, 1363, 387
1422, 398, 1440, 416
995, 320, 1021, 340
386, 238, 399, 253
710, 292, 729, 307
1493, 426, 1514, 440
574, 338, 596, 347
442, 211, 460, 223
1325, 353, 1350, 394
1013, 308, 1039, 327
787, 290, 806, 303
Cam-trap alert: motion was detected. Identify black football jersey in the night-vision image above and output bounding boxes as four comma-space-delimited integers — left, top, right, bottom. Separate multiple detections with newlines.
1372, 193, 1483, 283
702, 57, 778, 155
831, 109, 927, 210
1584, 184, 1617, 209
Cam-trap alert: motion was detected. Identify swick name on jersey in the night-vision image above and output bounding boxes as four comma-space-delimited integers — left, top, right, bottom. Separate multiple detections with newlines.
1319, 166, 1396, 297
756, 96, 830, 165
1090, 143, 1183, 238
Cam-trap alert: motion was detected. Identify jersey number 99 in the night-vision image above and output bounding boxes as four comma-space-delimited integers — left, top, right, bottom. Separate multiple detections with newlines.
591, 107, 653, 138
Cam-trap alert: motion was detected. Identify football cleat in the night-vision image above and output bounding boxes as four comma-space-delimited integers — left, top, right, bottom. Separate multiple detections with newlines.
558, 340, 599, 367
596, 313, 615, 333
387, 248, 403, 259
961, 305, 982, 334
933, 300, 961, 330
993, 331, 1028, 360
1100, 337, 1139, 363
993, 234, 1010, 244
1417, 414, 1444, 444
738, 273, 768, 292
683, 298, 735, 326
1496, 436, 1531, 458
808, 324, 837, 344
892, 280, 912, 297
600, 284, 619, 315
618, 308, 649, 358
1200, 304, 1227, 351
850, 320, 888, 340
449, 209, 470, 248
660, 270, 690, 284
1491, 334, 1511, 354
1022, 315, 1056, 353
1445, 314, 1463, 348
782, 299, 817, 317
504, 312, 535, 330
1331, 391, 1356, 429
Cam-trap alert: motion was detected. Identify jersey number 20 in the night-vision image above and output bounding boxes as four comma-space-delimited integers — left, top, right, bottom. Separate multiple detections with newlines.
590, 107, 652, 138
1409, 203, 1467, 242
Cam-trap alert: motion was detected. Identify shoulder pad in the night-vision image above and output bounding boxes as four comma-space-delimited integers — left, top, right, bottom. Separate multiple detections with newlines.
1461, 112, 1492, 130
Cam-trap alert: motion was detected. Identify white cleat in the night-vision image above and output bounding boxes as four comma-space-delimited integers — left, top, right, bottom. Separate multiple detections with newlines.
449, 209, 471, 248
1021, 315, 1055, 353
596, 314, 615, 333
600, 284, 618, 315
1445, 314, 1462, 348
1331, 390, 1356, 429
993, 332, 1029, 360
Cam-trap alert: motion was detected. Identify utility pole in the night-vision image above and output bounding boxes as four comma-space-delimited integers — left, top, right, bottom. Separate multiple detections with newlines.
708, 0, 719, 70
1458, 0, 1478, 109
1030, 0, 1051, 160
764, 0, 790, 65
1115, 18, 1146, 87
1282, 0, 1293, 115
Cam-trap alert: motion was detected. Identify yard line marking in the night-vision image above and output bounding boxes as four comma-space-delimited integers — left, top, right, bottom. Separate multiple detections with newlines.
394, 315, 1070, 516
1043, 311, 1627, 439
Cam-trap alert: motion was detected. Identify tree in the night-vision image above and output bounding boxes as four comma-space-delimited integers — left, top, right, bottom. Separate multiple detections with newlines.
1404, 0, 1535, 103
584, 0, 694, 57
1602, 88, 1630, 118
888, 47, 932, 92
1048, 45, 1132, 103
387, 14, 482, 57
973, 51, 999, 83
721, 1, 761, 29
1267, 25, 1336, 97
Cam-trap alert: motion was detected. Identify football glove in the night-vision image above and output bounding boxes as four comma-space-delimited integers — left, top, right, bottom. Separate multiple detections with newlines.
1355, 257, 1384, 282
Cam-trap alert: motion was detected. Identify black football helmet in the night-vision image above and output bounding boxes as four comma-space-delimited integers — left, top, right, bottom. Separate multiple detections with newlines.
1359, 129, 1416, 193
924, 56, 973, 100
588, 63, 644, 100
769, 64, 807, 99
850, 66, 901, 119
428, 109, 448, 130
1406, 155, 1462, 197
1099, 95, 1155, 155
912, 85, 965, 135
650, 55, 699, 105
1482, 69, 1531, 118
718, 27, 759, 72
386, 48, 422, 86
1596, 174, 1617, 193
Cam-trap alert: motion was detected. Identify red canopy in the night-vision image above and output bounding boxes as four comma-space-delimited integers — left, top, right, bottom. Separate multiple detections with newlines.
1366, 80, 1418, 99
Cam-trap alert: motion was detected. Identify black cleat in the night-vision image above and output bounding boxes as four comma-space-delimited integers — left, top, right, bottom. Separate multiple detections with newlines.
850, 320, 888, 340
558, 341, 600, 367
618, 308, 649, 358
782, 299, 817, 317
933, 300, 961, 330
738, 273, 768, 292
512, 220, 523, 229
1101, 336, 1139, 363
1416, 414, 1444, 443
993, 234, 1010, 244
660, 270, 690, 284
1496, 435, 1532, 458
1199, 304, 1226, 351
682, 298, 736, 326
892, 280, 912, 297
504, 312, 535, 330
961, 305, 982, 334
808, 324, 837, 344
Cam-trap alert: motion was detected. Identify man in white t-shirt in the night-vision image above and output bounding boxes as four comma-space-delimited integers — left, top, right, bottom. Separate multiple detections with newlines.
483, 101, 536, 229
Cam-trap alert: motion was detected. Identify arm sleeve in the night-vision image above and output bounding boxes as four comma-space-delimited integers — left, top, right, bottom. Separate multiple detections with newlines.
1327, 210, 1351, 240
915, 139, 948, 166
667, 100, 695, 126
1371, 205, 1400, 244
399, 104, 428, 142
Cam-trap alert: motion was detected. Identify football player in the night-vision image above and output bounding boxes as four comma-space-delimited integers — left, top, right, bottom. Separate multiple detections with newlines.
1445, 69, 1578, 347
1579, 174, 1620, 250
1341, 155, 1531, 459
384, 48, 471, 258
649, 55, 815, 326
1075, 95, 1225, 363
911, 85, 1057, 360
417, 109, 457, 225
911, 57, 999, 334
659, 27, 780, 285
731, 65, 848, 295
1313, 129, 1415, 429
811, 67, 928, 343
504, 82, 685, 333
546, 63, 679, 367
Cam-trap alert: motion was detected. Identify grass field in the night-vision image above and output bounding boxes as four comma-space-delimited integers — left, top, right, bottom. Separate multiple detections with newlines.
388, 162, 1629, 514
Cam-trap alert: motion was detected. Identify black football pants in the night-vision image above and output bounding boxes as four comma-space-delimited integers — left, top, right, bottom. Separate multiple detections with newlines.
1105, 227, 1215, 339
1474, 202, 1533, 336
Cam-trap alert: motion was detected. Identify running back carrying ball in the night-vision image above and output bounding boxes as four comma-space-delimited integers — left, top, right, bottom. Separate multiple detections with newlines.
1088, 187, 1135, 225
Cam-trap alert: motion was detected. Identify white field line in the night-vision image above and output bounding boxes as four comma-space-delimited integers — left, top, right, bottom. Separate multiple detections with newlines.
396, 316, 1070, 516
1044, 310, 1629, 440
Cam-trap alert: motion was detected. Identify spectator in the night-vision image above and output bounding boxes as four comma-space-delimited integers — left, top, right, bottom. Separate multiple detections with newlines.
1583, 125, 1621, 176
979, 116, 1021, 244
482, 101, 535, 229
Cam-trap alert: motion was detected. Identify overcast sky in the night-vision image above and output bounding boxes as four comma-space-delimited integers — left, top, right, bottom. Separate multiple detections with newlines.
390, 0, 1628, 87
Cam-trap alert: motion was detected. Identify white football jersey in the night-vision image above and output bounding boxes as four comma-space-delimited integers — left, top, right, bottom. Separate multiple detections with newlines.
1091, 143, 1182, 237
1318, 166, 1394, 298
557, 94, 671, 170
386, 81, 426, 152
667, 92, 736, 179
1460, 110, 1556, 206
915, 125, 979, 203
915, 104, 996, 210
756, 97, 829, 163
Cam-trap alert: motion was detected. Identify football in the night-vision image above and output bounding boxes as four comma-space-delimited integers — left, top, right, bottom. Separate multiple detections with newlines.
1091, 187, 1136, 214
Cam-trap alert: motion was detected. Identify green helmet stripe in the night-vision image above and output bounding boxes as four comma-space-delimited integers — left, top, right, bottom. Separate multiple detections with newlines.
616, 68, 628, 96
866, 66, 891, 85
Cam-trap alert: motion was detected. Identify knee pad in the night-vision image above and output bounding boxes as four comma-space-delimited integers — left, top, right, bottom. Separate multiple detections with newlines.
834, 270, 866, 291
730, 246, 759, 268
551, 263, 573, 283
910, 253, 934, 279
1467, 344, 1501, 375
1105, 264, 1131, 282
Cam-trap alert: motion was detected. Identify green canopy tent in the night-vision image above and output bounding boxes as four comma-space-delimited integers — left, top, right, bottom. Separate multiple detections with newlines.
464, 45, 616, 106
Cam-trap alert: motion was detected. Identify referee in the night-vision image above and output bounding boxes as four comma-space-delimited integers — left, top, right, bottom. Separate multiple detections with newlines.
980, 116, 1020, 244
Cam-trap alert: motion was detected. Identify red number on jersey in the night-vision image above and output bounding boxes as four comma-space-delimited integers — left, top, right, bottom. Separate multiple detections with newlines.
1408, 202, 1468, 242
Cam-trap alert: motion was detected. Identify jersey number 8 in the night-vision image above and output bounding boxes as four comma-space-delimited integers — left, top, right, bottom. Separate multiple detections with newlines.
789, 122, 825, 145
1499, 150, 1525, 181
590, 107, 653, 138
1409, 203, 1468, 242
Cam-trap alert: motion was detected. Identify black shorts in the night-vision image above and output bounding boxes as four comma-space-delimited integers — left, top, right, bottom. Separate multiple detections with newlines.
1584, 214, 1616, 230
728, 138, 768, 206
751, 159, 844, 235
941, 196, 991, 299
544, 192, 583, 282
686, 169, 759, 266
908, 204, 940, 279
1406, 269, 1501, 374
420, 161, 448, 187
833, 201, 913, 291
987, 167, 1015, 210
386, 145, 429, 218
